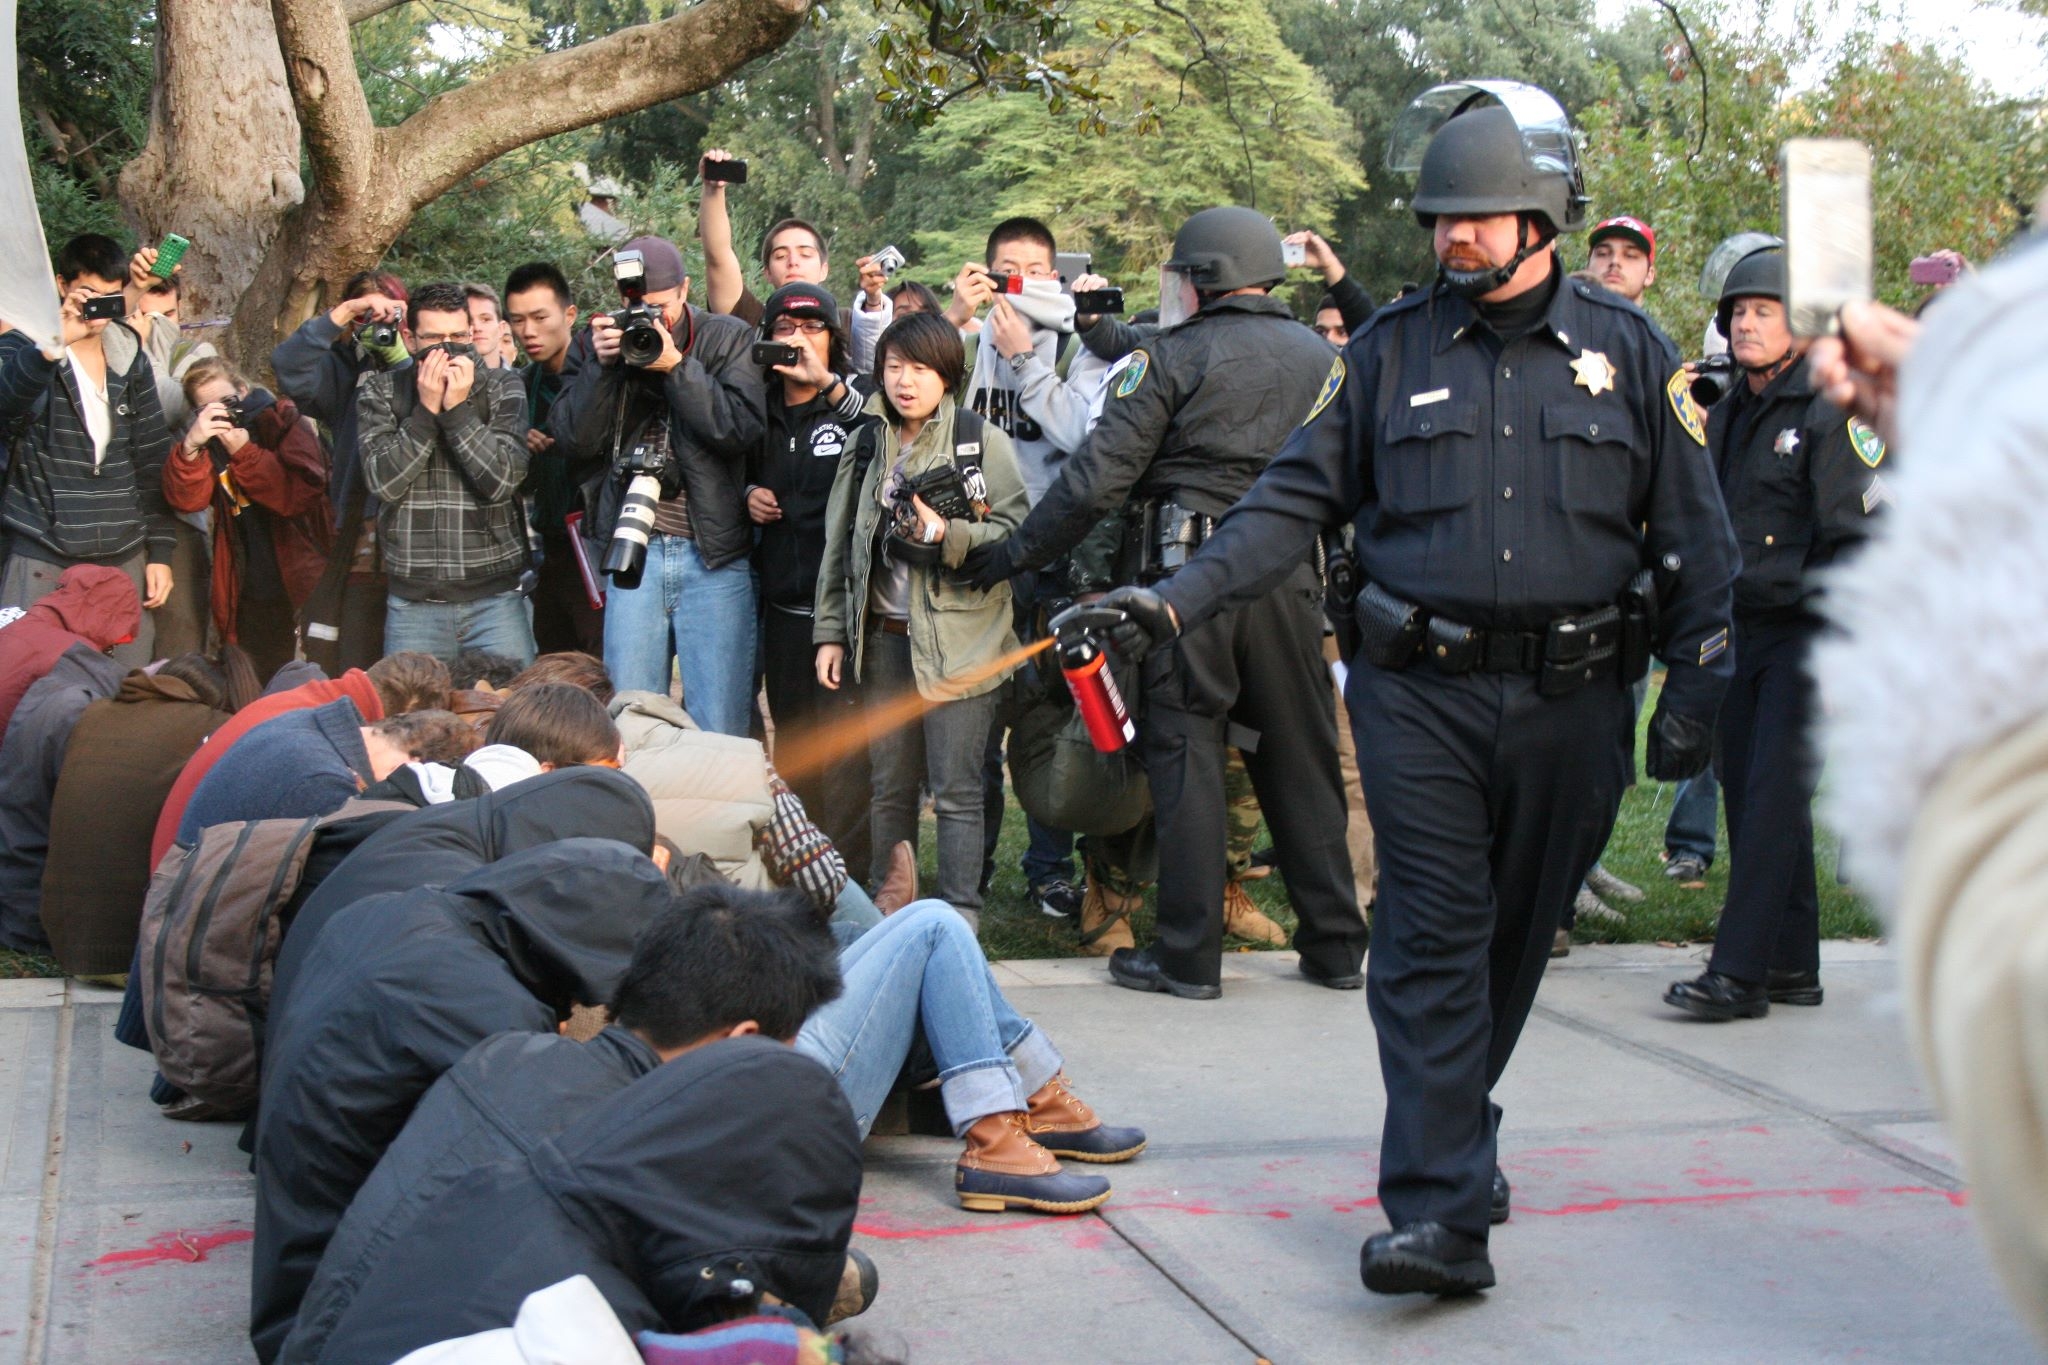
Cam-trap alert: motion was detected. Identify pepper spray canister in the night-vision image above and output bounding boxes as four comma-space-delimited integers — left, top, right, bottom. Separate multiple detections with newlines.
1049, 603, 1137, 753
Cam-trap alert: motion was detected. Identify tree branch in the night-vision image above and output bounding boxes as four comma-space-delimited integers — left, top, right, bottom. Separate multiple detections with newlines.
384, 0, 811, 210
271, 0, 377, 216
345, 0, 409, 22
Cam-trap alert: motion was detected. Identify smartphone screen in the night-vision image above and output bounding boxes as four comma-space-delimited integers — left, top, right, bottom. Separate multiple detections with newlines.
1781, 139, 1872, 337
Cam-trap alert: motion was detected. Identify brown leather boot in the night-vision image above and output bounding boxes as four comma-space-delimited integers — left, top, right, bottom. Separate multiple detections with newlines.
1076, 872, 1138, 956
874, 840, 917, 915
1025, 1073, 1147, 1163
955, 1112, 1111, 1214
1222, 880, 1288, 946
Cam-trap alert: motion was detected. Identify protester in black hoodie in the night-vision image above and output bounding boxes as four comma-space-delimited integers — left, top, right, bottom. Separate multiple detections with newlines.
279, 884, 846, 1364
249, 839, 673, 1363
747, 282, 876, 876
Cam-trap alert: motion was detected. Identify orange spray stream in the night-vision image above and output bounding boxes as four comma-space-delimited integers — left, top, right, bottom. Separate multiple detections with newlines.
774, 636, 1055, 784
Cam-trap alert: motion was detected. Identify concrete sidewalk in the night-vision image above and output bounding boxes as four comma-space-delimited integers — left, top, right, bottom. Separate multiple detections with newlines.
2, 943, 2035, 1363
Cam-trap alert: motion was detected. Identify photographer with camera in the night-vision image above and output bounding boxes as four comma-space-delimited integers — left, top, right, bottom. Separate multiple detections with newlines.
1281, 229, 1377, 348
358, 283, 534, 667
749, 282, 875, 876
0, 233, 176, 668
814, 311, 1029, 924
551, 235, 765, 738
163, 359, 333, 679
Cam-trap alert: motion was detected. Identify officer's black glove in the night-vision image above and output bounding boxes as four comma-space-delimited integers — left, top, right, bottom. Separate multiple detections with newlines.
1644, 699, 1714, 782
1097, 585, 1180, 663
958, 539, 1017, 593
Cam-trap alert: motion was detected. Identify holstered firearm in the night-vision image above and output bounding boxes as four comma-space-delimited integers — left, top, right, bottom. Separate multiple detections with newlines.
1619, 568, 1659, 683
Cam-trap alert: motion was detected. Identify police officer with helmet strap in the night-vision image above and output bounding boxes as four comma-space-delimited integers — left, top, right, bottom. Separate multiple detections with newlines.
962, 206, 1370, 1001
1097, 82, 1739, 1296
1662, 246, 1888, 1022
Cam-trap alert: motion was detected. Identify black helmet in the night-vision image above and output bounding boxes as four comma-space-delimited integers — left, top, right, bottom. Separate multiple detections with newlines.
1396, 82, 1588, 235
1714, 246, 1785, 339
1164, 207, 1286, 293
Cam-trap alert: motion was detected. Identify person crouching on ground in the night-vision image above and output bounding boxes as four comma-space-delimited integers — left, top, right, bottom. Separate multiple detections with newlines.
812, 312, 1027, 925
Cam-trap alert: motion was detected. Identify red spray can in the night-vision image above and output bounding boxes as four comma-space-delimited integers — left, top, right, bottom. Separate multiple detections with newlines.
1050, 604, 1137, 753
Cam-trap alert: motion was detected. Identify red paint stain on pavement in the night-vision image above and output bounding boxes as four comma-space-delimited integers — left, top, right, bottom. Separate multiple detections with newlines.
1523, 1186, 1961, 1218
1114, 1200, 1292, 1220
88, 1226, 252, 1273
852, 1218, 1059, 1241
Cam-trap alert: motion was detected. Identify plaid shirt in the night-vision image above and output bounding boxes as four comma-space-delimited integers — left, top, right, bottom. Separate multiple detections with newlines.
358, 363, 530, 601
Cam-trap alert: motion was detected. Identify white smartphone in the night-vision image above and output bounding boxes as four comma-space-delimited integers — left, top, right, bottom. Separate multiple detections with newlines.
1780, 138, 1873, 337
1281, 239, 1308, 269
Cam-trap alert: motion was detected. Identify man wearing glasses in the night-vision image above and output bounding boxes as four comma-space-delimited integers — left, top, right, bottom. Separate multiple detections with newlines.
358, 281, 535, 665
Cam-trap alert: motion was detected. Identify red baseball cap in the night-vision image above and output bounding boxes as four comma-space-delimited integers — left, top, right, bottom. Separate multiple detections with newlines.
1589, 216, 1656, 262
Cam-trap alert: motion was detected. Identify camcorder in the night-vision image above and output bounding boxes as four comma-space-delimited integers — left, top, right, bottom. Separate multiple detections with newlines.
885, 465, 985, 567
1073, 288, 1124, 315
1686, 354, 1740, 408
611, 249, 668, 368
753, 341, 802, 369
80, 293, 125, 322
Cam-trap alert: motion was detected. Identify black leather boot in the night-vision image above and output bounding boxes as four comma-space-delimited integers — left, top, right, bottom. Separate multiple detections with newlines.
1360, 1222, 1495, 1295
1663, 970, 1769, 1021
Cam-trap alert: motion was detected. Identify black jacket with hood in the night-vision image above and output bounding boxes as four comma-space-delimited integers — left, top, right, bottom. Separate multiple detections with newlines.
278, 1027, 661, 1365
248, 839, 673, 1364
269, 767, 658, 1028
297, 1035, 862, 1365
0, 644, 126, 950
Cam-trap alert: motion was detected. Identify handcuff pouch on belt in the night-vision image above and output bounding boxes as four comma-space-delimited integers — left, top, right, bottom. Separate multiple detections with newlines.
1128, 497, 1213, 583
1355, 580, 1426, 668
1537, 605, 1620, 697
1355, 578, 1641, 697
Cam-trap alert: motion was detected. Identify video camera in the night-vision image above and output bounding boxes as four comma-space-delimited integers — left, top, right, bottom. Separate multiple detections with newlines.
610, 250, 669, 368
885, 464, 984, 567
1686, 355, 1740, 408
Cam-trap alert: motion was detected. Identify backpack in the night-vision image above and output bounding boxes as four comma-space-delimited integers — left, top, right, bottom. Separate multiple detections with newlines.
137, 798, 412, 1110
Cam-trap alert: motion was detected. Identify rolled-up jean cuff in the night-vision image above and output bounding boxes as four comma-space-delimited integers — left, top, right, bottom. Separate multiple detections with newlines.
940, 1059, 1029, 1136
1006, 1022, 1063, 1098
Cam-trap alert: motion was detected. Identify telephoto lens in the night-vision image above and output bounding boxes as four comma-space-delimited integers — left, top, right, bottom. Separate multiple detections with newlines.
603, 473, 663, 588
618, 305, 666, 368
1688, 355, 1739, 407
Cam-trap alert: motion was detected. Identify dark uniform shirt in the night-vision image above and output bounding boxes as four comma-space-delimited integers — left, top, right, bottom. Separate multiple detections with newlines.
1159, 267, 1740, 718
1002, 293, 1337, 571
1708, 361, 1886, 623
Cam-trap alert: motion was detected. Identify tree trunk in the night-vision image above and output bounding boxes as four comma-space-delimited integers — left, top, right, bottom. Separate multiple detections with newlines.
116, 0, 305, 348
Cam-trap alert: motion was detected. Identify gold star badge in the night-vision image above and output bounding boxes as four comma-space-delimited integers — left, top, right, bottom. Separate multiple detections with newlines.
1570, 348, 1616, 396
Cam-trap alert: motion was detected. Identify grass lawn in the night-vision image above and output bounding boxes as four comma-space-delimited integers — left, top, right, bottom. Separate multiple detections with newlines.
0, 676, 1880, 980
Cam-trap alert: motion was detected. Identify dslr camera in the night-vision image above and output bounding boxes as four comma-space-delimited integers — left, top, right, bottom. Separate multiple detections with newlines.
219, 395, 252, 430
1686, 354, 1740, 408
602, 440, 670, 589
610, 249, 669, 368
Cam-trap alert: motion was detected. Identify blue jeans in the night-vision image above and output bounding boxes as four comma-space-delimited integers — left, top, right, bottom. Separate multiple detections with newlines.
384, 590, 535, 666
797, 900, 1061, 1138
830, 880, 884, 948
603, 534, 756, 737
1666, 768, 1720, 865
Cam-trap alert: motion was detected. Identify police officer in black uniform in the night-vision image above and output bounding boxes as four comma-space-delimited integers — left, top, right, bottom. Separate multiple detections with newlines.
961, 206, 1369, 1000
1663, 247, 1887, 1021
1095, 83, 1739, 1295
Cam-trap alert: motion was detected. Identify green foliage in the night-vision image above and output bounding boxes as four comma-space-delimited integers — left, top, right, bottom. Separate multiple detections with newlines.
20, 0, 155, 243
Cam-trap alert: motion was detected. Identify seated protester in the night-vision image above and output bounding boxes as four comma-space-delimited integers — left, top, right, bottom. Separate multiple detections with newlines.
0, 564, 139, 737
485, 680, 622, 768
549, 235, 764, 738
813, 312, 1028, 922
174, 704, 478, 851
294, 896, 856, 1365
32, 651, 260, 971
504, 648, 613, 704
151, 650, 452, 869
0, 234, 175, 668
250, 839, 673, 1364
612, 690, 875, 939
279, 883, 845, 1364
270, 765, 657, 1031
358, 282, 534, 667
748, 282, 876, 877
164, 358, 334, 681
800, 899, 1143, 1215
451, 649, 522, 691
1281, 229, 1376, 347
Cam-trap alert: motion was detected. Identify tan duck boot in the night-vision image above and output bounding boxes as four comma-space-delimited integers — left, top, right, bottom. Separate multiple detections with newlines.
1077, 870, 1138, 957
1025, 1073, 1147, 1163
874, 840, 918, 915
1222, 880, 1288, 946
955, 1112, 1111, 1214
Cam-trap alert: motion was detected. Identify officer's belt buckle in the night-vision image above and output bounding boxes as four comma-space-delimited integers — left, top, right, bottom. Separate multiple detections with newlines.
1481, 631, 1542, 673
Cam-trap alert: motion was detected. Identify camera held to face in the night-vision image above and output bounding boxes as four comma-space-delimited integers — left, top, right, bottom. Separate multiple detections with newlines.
219, 395, 252, 430
611, 249, 669, 369
1687, 354, 1740, 407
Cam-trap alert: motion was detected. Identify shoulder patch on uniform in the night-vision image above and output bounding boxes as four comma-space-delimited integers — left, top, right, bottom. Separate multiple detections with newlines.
1304, 355, 1346, 425
1847, 417, 1886, 468
1111, 349, 1150, 399
1666, 370, 1707, 446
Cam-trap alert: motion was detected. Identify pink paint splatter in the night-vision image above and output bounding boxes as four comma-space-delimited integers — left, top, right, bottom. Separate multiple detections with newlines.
1522, 1186, 1960, 1218
88, 1226, 252, 1274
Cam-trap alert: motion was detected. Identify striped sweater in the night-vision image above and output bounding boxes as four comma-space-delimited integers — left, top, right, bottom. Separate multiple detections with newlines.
0, 324, 176, 566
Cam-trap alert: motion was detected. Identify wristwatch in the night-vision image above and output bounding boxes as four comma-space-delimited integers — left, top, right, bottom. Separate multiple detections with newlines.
1007, 350, 1033, 375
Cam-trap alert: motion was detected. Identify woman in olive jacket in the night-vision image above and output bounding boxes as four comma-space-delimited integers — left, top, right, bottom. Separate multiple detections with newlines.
814, 312, 1027, 919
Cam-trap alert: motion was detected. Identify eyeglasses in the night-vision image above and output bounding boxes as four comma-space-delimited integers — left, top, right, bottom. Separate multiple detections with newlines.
770, 318, 829, 337
414, 329, 474, 345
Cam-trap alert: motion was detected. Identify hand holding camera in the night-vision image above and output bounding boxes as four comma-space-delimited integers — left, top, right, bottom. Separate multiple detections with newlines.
946, 262, 997, 326
183, 399, 240, 456
60, 282, 121, 346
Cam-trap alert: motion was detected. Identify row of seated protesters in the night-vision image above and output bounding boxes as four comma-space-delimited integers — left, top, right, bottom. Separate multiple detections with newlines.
0, 604, 1144, 1361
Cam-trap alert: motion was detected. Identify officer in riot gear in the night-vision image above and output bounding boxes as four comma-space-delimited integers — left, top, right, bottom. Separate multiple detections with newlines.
962, 205, 1370, 1001
1661, 246, 1888, 1022
1098, 82, 1739, 1296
